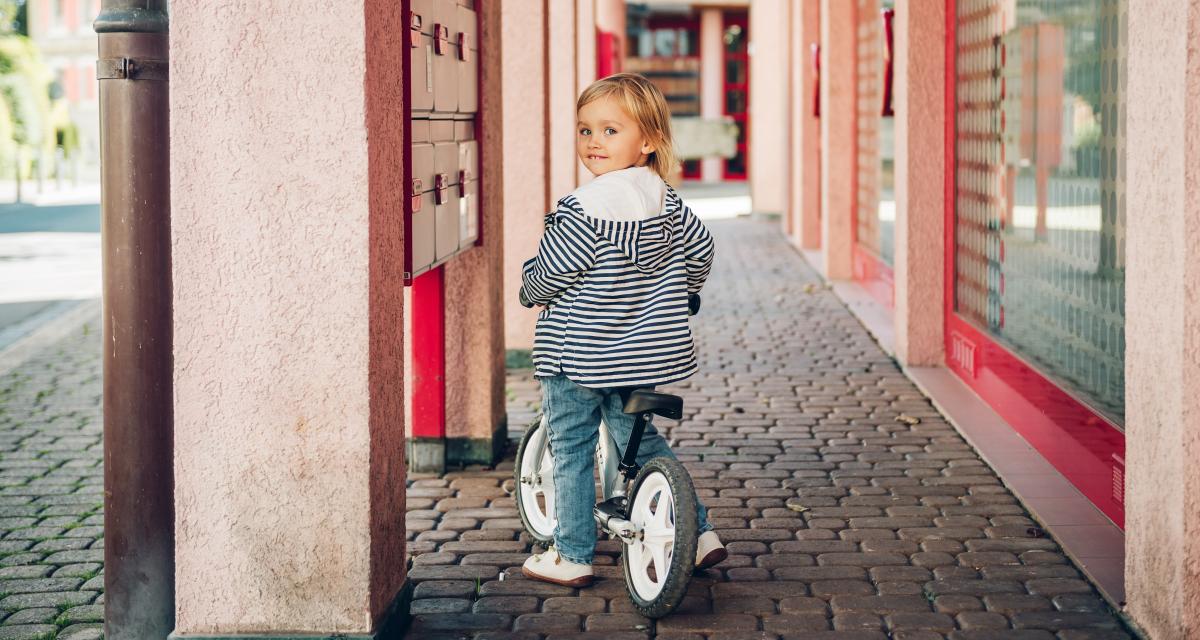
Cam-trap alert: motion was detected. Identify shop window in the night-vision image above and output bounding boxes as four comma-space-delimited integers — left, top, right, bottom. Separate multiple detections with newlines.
952, 0, 1127, 423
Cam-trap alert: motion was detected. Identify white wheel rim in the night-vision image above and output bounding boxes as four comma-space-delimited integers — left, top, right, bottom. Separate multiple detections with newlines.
519, 425, 556, 538
627, 471, 676, 601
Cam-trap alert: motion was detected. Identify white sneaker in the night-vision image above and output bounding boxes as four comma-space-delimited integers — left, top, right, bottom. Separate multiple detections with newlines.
521, 545, 594, 587
695, 531, 727, 570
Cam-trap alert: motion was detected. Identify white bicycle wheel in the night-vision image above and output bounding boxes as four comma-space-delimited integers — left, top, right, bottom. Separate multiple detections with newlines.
622, 457, 697, 618
514, 419, 556, 543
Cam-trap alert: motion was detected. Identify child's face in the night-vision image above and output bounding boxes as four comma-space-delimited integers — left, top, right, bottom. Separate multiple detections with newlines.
577, 96, 655, 177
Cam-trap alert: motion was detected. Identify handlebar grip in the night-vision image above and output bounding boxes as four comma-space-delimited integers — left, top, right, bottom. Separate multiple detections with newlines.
688, 293, 701, 316
519, 287, 534, 309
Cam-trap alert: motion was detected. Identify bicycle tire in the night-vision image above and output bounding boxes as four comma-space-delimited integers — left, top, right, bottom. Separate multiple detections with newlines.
621, 456, 698, 619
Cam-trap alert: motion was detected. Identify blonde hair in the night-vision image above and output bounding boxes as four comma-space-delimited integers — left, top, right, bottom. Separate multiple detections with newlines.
577, 73, 678, 182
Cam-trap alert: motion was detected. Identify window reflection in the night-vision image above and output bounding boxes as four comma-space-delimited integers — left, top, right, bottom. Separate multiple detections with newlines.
954, 0, 1127, 423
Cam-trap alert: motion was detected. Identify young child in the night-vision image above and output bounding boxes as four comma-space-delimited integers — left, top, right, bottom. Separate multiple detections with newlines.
519, 73, 725, 587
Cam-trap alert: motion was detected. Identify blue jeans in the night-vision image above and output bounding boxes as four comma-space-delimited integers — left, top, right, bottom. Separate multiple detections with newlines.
540, 374, 712, 565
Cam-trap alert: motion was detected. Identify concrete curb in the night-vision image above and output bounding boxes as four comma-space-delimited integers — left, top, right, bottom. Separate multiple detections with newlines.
0, 297, 101, 377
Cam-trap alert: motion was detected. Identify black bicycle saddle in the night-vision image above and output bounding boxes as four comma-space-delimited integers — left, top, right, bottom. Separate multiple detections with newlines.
622, 390, 683, 420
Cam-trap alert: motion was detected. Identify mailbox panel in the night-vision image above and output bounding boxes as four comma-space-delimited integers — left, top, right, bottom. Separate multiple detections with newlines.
433, 139, 460, 260
435, 199, 460, 260
456, 5, 478, 113
412, 191, 436, 273
411, 31, 434, 113
457, 139, 478, 182
412, 142, 435, 201
453, 119, 473, 141
458, 177, 479, 248
432, 0, 459, 113
433, 140, 459, 183
430, 118, 455, 142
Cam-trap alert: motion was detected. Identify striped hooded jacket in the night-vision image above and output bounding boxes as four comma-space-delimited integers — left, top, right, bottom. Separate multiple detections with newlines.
521, 165, 715, 388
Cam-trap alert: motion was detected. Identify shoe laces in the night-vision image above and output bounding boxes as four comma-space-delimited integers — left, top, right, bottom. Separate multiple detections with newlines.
537, 544, 562, 565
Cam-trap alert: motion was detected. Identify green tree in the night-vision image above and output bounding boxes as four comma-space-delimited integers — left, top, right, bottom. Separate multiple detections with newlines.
0, 1, 24, 36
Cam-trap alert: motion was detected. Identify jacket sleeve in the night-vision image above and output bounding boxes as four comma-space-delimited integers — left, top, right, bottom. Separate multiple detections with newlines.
681, 205, 715, 294
521, 208, 597, 306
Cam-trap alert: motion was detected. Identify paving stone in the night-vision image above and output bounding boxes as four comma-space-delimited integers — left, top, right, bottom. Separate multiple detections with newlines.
1010, 611, 1122, 631
542, 596, 605, 613
0, 590, 95, 609
884, 612, 956, 632
947, 631, 1055, 640
0, 567, 50, 580
711, 595, 776, 614
0, 608, 57, 624
412, 580, 476, 599
956, 611, 1010, 629
515, 612, 581, 632
409, 597, 472, 614
830, 595, 932, 615
407, 613, 514, 632
0, 577, 82, 594
583, 613, 651, 632
760, 614, 829, 633
656, 613, 759, 633
0, 625, 57, 639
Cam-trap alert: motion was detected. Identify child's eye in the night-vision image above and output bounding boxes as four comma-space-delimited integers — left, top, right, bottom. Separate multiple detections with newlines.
579, 128, 590, 136
605, 127, 617, 135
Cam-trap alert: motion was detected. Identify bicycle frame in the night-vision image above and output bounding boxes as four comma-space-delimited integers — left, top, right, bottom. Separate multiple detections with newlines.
527, 416, 625, 501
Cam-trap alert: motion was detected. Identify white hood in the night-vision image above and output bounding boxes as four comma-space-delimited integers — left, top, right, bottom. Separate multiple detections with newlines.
569, 165, 667, 222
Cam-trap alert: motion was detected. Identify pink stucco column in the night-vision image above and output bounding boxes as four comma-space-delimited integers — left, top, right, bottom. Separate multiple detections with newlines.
502, 0, 548, 352
750, 0, 788, 216
788, 0, 821, 249
891, 0, 944, 366
1124, 1, 1200, 638
444, 0, 507, 465
576, 0, 598, 186
700, 8, 724, 183
820, 0, 855, 279
549, 1, 580, 203
170, 0, 406, 634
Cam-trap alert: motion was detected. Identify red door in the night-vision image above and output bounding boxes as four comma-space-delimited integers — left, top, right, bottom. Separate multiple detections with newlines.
722, 12, 748, 181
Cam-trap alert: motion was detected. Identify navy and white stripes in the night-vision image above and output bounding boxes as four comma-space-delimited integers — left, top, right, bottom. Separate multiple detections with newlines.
522, 187, 715, 388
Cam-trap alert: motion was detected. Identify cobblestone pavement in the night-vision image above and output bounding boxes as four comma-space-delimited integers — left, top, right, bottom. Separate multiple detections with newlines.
0, 318, 104, 640
403, 219, 1132, 640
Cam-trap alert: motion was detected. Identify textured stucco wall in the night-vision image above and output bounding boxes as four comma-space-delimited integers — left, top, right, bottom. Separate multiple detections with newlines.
549, 1, 580, 204
749, 0, 789, 215
445, 0, 507, 445
172, 0, 403, 633
892, 0, 944, 367
502, 0, 548, 352
364, 0, 408, 619
576, 0, 598, 186
1125, 1, 1200, 638
700, 8, 724, 183
788, 0, 821, 250
820, 0, 855, 279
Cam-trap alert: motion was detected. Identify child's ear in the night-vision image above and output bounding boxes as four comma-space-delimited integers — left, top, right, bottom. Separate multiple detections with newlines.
640, 141, 655, 155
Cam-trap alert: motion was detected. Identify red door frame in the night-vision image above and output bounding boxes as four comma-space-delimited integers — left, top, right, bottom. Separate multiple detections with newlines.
942, 0, 1125, 528
722, 11, 748, 181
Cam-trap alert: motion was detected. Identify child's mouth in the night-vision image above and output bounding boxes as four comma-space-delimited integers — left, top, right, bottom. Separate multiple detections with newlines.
588, 155, 607, 160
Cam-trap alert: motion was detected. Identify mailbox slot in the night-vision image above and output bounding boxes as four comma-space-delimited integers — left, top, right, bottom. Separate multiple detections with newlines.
456, 4, 478, 113
433, 136, 461, 260
432, 0, 459, 113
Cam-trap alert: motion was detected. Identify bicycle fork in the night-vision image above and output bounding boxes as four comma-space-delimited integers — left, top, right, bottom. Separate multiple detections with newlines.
594, 409, 655, 542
